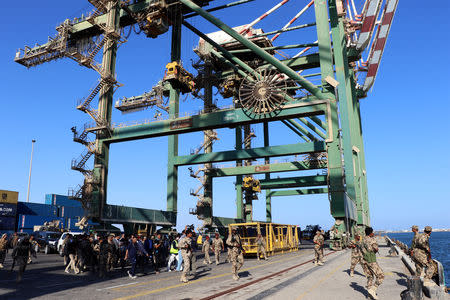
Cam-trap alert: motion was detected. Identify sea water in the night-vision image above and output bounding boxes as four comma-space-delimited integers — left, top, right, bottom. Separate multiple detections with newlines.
387, 231, 450, 286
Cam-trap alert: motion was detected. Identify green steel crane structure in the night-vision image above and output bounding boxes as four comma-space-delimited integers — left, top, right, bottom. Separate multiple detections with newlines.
14, 0, 398, 235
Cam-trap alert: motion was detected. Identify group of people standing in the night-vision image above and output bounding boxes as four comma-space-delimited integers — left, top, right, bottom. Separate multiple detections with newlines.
58, 226, 259, 283
60, 232, 178, 278
0, 226, 265, 283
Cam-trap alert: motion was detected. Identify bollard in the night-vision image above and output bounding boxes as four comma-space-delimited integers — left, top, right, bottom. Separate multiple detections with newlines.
401, 276, 423, 300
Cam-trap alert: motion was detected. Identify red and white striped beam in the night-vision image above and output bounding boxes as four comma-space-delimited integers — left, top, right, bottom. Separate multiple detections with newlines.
356, 0, 382, 51
271, 0, 314, 42
239, 0, 291, 35
362, 0, 399, 92
292, 40, 317, 58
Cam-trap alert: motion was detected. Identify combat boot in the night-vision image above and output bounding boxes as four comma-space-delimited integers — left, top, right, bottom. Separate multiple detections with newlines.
367, 287, 378, 299
350, 270, 354, 277
318, 262, 324, 266
233, 274, 239, 281
180, 276, 188, 283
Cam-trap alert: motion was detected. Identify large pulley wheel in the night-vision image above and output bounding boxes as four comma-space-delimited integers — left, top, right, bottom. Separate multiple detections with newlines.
238, 69, 287, 117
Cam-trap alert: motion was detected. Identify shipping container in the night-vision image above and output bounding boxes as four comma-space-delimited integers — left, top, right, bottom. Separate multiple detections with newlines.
17, 215, 64, 232
0, 204, 17, 217
45, 194, 81, 207
17, 202, 58, 217
65, 217, 82, 232
0, 190, 19, 204
59, 206, 84, 218
0, 203, 17, 217
0, 216, 16, 231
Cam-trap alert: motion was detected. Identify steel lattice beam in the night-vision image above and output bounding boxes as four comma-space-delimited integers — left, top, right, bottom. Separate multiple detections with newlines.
103, 100, 327, 143
210, 160, 325, 177
259, 175, 327, 189
173, 142, 326, 166
268, 188, 328, 197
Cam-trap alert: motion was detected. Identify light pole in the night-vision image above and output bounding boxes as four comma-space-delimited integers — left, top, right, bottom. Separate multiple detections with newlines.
26, 139, 36, 203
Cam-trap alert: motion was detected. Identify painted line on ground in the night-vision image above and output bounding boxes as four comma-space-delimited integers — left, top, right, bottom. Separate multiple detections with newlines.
96, 281, 143, 291
199, 251, 337, 300
113, 251, 313, 299
111, 250, 308, 292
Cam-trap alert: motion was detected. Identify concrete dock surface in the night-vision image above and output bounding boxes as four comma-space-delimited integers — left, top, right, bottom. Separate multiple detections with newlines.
0, 237, 447, 299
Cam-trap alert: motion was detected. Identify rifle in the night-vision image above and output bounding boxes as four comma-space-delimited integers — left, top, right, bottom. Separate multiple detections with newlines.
239, 243, 245, 254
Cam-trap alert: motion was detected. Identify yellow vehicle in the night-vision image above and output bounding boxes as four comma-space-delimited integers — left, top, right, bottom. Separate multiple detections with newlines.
164, 61, 195, 94
242, 176, 261, 193
228, 222, 299, 257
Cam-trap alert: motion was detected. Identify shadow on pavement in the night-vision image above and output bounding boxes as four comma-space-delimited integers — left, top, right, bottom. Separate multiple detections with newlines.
350, 281, 367, 297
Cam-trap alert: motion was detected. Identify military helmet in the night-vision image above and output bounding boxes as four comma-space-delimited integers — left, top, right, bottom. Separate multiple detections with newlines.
424, 226, 432, 232
411, 225, 418, 230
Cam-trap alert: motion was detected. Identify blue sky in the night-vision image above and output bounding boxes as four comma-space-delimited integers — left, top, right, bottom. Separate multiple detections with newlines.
1, 0, 449, 231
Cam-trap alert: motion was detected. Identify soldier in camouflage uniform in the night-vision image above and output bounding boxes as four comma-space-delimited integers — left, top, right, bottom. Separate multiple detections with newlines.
313, 230, 324, 266
106, 234, 116, 273
362, 227, 384, 300
410, 225, 422, 276
212, 233, 224, 265
412, 226, 436, 286
179, 229, 193, 283
255, 233, 267, 260
349, 234, 364, 277
410, 225, 419, 250
226, 227, 244, 280
202, 235, 212, 264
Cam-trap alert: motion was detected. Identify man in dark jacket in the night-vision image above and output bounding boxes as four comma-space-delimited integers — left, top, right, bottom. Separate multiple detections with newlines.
153, 234, 163, 274
12, 237, 32, 282
125, 236, 140, 279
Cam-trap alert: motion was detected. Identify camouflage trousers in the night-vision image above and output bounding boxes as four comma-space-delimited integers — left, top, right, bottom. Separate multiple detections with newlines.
230, 248, 244, 276
412, 250, 436, 280
106, 253, 115, 272
191, 251, 197, 274
214, 250, 221, 264
180, 251, 192, 280
350, 255, 363, 271
257, 245, 267, 259
314, 246, 323, 263
362, 262, 384, 289
203, 250, 211, 264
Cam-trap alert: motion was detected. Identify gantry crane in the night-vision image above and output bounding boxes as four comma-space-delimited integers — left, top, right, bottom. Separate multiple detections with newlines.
14, 0, 398, 237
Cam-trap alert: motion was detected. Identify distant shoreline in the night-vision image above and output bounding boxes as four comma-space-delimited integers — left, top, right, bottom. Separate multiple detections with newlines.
380, 229, 450, 233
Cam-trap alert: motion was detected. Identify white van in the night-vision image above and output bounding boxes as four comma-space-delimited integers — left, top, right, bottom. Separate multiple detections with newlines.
57, 232, 84, 256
